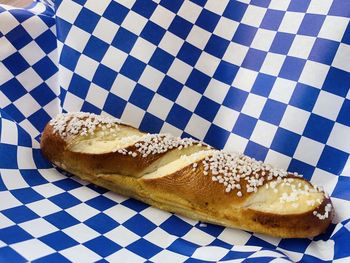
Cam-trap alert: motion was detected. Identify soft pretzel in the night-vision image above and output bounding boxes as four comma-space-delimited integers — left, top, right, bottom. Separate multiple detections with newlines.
40, 112, 333, 238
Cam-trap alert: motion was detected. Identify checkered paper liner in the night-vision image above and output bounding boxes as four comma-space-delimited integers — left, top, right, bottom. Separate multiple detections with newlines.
1, 0, 350, 262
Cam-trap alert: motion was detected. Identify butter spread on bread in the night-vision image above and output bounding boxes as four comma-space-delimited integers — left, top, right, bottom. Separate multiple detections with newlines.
41, 112, 333, 238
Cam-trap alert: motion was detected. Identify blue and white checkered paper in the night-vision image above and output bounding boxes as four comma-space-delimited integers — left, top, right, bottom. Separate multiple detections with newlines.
1, 0, 350, 262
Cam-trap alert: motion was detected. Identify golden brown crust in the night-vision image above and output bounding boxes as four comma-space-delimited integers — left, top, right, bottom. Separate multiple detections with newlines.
40, 120, 333, 238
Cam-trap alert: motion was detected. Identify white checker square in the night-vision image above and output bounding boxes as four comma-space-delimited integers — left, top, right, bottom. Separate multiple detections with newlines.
241, 93, 266, 118
305, 241, 334, 261
331, 197, 350, 223
260, 52, 285, 76
151, 250, 188, 263
232, 68, 258, 92
84, 0, 111, 15
144, 228, 177, 248
122, 11, 148, 36
218, 227, 251, 245
332, 43, 350, 72
150, 5, 176, 30
85, 83, 108, 109
32, 181, 65, 198
184, 114, 211, 140
0, 213, 15, 229
117, 0, 136, 8
278, 12, 305, 34
205, 0, 229, 15
111, 74, 136, 101
75, 54, 99, 81
26, 199, 61, 217
56, 0, 82, 23
312, 90, 344, 120
60, 245, 101, 262
138, 66, 165, 92
0, 91, 11, 108
18, 42, 45, 66
106, 248, 144, 263
213, 106, 239, 131
178, 1, 202, 23
264, 150, 292, 170
327, 123, 350, 153
68, 186, 100, 202
176, 86, 201, 111
120, 103, 145, 128
307, 0, 332, 15
182, 227, 215, 246
251, 29, 276, 52
241, 5, 267, 27
250, 120, 278, 148
0, 37, 16, 61
104, 204, 137, 224
280, 105, 310, 135
214, 17, 239, 40
92, 17, 119, 44
66, 203, 99, 221
105, 226, 140, 247
168, 58, 193, 83
63, 223, 99, 243
195, 52, 220, 77
38, 168, 66, 183
13, 93, 41, 117
192, 246, 228, 262
268, 0, 290, 10
269, 78, 296, 104
288, 35, 316, 59
318, 16, 349, 42
19, 218, 58, 238
21, 16, 49, 39
147, 93, 173, 120
1, 169, 28, 190
299, 61, 330, 89
139, 207, 172, 226
18, 119, 40, 138
64, 26, 91, 53
161, 123, 183, 137
223, 42, 249, 66
341, 156, 350, 177
17, 146, 36, 169
11, 239, 55, 261
0, 12, 20, 34
58, 64, 74, 90
293, 137, 325, 166
159, 32, 184, 56
186, 25, 212, 50
0, 118, 18, 145
0, 64, 13, 86
204, 79, 230, 104
311, 169, 338, 196
224, 133, 249, 154
62, 91, 84, 112
0, 191, 21, 211
130, 38, 157, 64
16, 68, 44, 92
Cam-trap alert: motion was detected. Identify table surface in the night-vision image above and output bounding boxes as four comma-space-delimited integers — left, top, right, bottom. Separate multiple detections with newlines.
0, 0, 32, 7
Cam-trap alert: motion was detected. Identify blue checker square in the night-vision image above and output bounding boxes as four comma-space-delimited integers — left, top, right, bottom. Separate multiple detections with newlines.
322, 67, 350, 97
244, 141, 268, 161
223, 88, 248, 112
278, 238, 312, 253
223, 0, 247, 22
32, 56, 57, 81
129, 84, 154, 110
204, 124, 230, 149
271, 128, 300, 156
290, 83, 320, 112
20, 169, 47, 187
120, 56, 146, 82
329, 0, 350, 17
74, 7, 100, 33
103, 1, 129, 25
333, 176, 350, 201
166, 104, 192, 129
149, 48, 175, 73
337, 100, 350, 126
85, 213, 119, 234
1, 78, 27, 102
55, 17, 73, 42
112, 28, 137, 53
186, 69, 211, 93
309, 38, 340, 65
168, 238, 199, 256
157, 76, 183, 100
6, 25, 32, 50
214, 61, 239, 85
241, 48, 267, 71
85, 236, 122, 257
85, 195, 116, 211
297, 14, 326, 37
191, 0, 207, 7
82, 101, 103, 114
35, 29, 57, 54
317, 146, 349, 175
177, 42, 202, 67
251, 73, 275, 97
40, 231, 79, 251
53, 178, 81, 191
28, 109, 52, 132
127, 239, 163, 259
0, 247, 26, 263
122, 198, 149, 212
260, 9, 284, 31
196, 9, 220, 32
124, 214, 157, 236
2, 104, 25, 127
83, 36, 109, 61
204, 34, 230, 59
139, 112, 164, 133
3, 52, 30, 76
30, 83, 56, 106
194, 96, 220, 122
93, 64, 117, 90
33, 253, 71, 263
103, 93, 126, 118
160, 0, 184, 13
0, 225, 33, 244
303, 114, 334, 143
287, 0, 311, 12
49, 192, 81, 209
3, 205, 38, 224
168, 16, 193, 39
32, 148, 53, 169
140, 21, 166, 45
279, 56, 306, 81
131, 0, 157, 19
160, 215, 193, 236
342, 23, 350, 45
232, 24, 257, 46
0, 144, 18, 169
260, 99, 286, 125
11, 188, 43, 204
269, 32, 295, 55
68, 73, 90, 98
232, 113, 256, 138
59, 44, 80, 71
